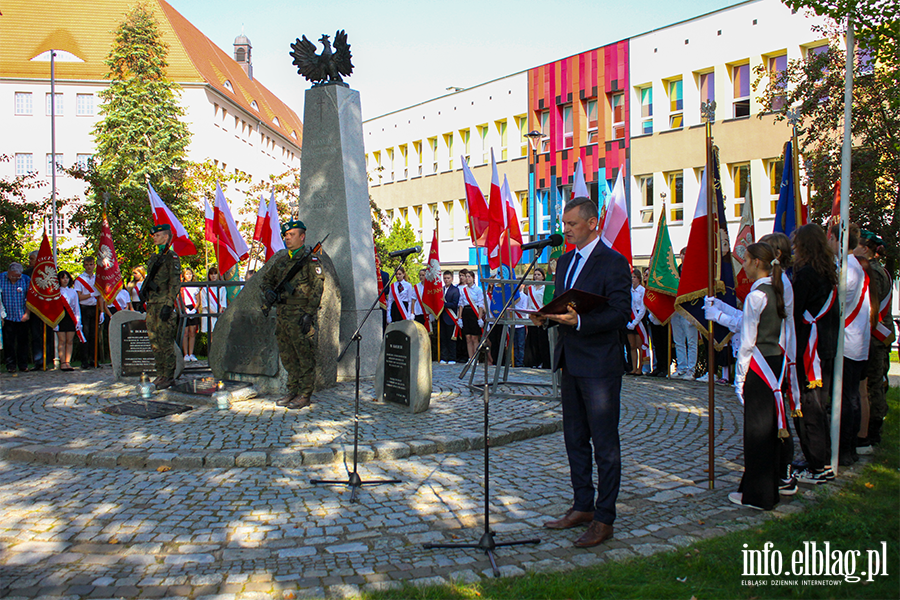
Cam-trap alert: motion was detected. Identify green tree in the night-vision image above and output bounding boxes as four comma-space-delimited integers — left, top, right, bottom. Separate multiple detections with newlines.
753, 5, 899, 274
375, 219, 424, 273
70, 2, 193, 274
0, 156, 48, 270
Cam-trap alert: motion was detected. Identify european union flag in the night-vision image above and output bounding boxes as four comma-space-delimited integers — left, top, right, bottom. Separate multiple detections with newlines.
773, 140, 799, 236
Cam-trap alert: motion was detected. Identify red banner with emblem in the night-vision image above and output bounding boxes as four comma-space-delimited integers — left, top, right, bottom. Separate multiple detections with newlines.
25, 231, 65, 328
96, 213, 124, 304
423, 229, 444, 319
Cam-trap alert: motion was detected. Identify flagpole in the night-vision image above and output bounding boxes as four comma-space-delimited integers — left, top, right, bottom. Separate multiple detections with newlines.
50, 50, 58, 265
791, 123, 803, 226
435, 209, 441, 363
702, 101, 717, 489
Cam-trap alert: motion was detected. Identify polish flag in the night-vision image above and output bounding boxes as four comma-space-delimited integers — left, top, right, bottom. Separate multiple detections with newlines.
204, 197, 217, 243
500, 174, 523, 268
213, 182, 250, 275
599, 170, 632, 265
732, 187, 756, 302
461, 157, 490, 246
148, 183, 197, 256
253, 190, 286, 261
486, 149, 505, 270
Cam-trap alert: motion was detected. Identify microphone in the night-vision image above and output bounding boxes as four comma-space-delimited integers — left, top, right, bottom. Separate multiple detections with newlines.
520, 234, 564, 252
388, 245, 421, 258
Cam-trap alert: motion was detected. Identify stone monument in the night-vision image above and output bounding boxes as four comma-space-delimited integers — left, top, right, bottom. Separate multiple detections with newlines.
290, 31, 380, 380
374, 320, 431, 413
109, 309, 183, 380
209, 251, 341, 395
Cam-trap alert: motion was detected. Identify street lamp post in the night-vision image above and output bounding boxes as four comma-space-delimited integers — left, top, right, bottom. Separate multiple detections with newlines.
524, 130, 546, 260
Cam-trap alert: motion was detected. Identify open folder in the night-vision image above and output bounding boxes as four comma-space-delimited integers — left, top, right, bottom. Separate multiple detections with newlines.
521, 288, 609, 316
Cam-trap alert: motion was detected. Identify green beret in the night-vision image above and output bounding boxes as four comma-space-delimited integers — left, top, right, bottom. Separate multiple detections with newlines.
859, 229, 884, 246
281, 219, 306, 236
150, 223, 171, 234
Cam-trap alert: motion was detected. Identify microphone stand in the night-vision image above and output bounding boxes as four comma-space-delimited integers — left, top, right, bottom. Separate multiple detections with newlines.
309, 256, 411, 502
425, 250, 543, 576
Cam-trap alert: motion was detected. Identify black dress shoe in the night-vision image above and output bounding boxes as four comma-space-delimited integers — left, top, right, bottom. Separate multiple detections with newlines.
544, 508, 594, 529
573, 521, 614, 547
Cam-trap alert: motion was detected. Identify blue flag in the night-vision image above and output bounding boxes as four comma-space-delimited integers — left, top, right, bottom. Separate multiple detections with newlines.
773, 141, 798, 236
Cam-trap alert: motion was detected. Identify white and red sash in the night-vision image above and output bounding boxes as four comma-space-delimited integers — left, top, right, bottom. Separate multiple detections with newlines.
462, 286, 482, 333
749, 347, 790, 438
75, 275, 98, 302
444, 288, 461, 339
113, 295, 128, 311
390, 282, 409, 320
527, 286, 543, 311
62, 294, 86, 343
631, 309, 649, 350
181, 287, 197, 312
802, 289, 835, 389
845, 271, 870, 327
207, 288, 222, 314
413, 284, 430, 332
873, 284, 893, 343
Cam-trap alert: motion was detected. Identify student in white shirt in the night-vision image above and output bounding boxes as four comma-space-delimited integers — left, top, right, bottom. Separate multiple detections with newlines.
458, 268, 485, 360
386, 265, 413, 324
626, 268, 647, 375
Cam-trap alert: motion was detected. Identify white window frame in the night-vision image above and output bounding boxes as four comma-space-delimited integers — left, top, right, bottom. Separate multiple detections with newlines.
45, 92, 63, 116
75, 93, 94, 116
15, 92, 33, 115
15, 153, 34, 175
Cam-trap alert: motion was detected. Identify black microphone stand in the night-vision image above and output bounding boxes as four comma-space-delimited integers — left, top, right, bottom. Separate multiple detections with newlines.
309, 256, 412, 502
424, 250, 543, 576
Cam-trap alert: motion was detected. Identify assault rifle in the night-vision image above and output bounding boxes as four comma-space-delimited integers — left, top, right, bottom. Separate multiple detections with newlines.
262, 233, 329, 317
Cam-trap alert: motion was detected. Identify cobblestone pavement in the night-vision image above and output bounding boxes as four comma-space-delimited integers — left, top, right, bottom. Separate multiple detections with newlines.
0, 365, 854, 599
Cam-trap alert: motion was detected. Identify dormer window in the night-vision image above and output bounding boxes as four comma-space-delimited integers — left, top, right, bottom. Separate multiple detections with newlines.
223, 80, 233, 92
251, 100, 259, 111
291, 131, 298, 140
272, 116, 280, 127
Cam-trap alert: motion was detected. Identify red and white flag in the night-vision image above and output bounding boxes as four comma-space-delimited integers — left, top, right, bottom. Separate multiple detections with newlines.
599, 170, 632, 265
96, 213, 124, 305
731, 188, 755, 303
25, 231, 66, 328
486, 149, 505, 270
253, 190, 285, 262
423, 228, 444, 320
461, 157, 490, 246
204, 197, 217, 244
500, 174, 523, 268
213, 182, 250, 275
374, 238, 386, 310
148, 183, 197, 256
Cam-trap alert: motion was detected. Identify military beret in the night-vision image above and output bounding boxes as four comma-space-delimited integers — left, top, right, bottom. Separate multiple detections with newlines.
859, 229, 884, 246
281, 219, 306, 236
150, 223, 171, 234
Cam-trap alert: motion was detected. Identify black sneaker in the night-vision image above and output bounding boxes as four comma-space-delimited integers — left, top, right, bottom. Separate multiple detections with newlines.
779, 476, 798, 496
823, 466, 835, 480
796, 468, 828, 485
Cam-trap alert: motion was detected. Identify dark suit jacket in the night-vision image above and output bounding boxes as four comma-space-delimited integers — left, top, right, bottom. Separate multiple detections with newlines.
441, 285, 460, 325
553, 239, 631, 379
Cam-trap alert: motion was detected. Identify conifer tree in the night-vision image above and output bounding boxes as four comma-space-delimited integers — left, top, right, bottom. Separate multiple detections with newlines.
71, 2, 193, 272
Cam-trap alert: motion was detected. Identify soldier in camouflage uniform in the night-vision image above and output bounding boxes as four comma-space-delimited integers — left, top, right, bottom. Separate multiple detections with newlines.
144, 223, 182, 389
260, 219, 325, 410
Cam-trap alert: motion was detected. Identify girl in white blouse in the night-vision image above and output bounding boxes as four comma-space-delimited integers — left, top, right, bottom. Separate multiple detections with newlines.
626, 268, 647, 375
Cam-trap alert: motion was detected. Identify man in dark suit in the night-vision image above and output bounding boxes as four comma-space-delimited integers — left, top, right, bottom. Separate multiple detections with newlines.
439, 271, 460, 364
530, 196, 631, 548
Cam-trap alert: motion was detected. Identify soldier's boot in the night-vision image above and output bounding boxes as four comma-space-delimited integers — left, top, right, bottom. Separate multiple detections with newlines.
156, 377, 174, 390
286, 395, 311, 410
276, 394, 297, 407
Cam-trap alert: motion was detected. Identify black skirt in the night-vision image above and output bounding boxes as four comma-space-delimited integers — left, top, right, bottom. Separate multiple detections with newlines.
57, 311, 76, 333
185, 316, 200, 327
738, 354, 783, 510
461, 305, 481, 336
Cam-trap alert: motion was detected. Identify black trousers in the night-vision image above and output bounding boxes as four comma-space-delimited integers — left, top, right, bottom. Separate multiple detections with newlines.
794, 357, 833, 470
29, 317, 54, 367
3, 320, 30, 371
80, 304, 99, 367
560, 370, 622, 525
840, 358, 866, 460
439, 318, 457, 362
738, 354, 782, 510
649, 321, 669, 373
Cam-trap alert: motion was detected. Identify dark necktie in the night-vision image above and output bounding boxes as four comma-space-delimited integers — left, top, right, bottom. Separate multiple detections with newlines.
565, 253, 581, 290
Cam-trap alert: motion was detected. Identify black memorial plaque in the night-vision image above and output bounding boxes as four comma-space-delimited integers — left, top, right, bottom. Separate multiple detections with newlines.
121, 320, 156, 376
383, 329, 411, 406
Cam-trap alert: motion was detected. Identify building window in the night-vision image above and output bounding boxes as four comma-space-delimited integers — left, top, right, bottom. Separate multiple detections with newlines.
413, 140, 422, 176
45, 92, 63, 116
518, 191, 529, 234
515, 115, 528, 157
638, 175, 654, 224
223, 80, 234, 92
667, 78, 683, 128
460, 128, 471, 163
767, 158, 784, 214
76, 93, 94, 116
698, 71, 715, 121
732, 163, 750, 218
609, 94, 624, 140
429, 137, 438, 173
639, 86, 653, 134
443, 200, 454, 240
46, 153, 64, 176
666, 171, 684, 221
444, 133, 454, 170
767, 54, 788, 110
398, 207, 408, 225
76, 154, 93, 171
386, 148, 394, 181
398, 144, 408, 179
15, 153, 33, 175
372, 150, 382, 182
561, 104, 573, 149
585, 99, 598, 143
413, 205, 423, 237
539, 110, 550, 153
477, 124, 489, 164
495, 119, 508, 161
45, 212, 69, 235
15, 92, 33, 115
732, 63, 750, 117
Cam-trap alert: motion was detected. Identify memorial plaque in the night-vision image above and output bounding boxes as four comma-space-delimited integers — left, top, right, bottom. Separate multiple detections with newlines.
383, 330, 411, 406
121, 320, 156, 376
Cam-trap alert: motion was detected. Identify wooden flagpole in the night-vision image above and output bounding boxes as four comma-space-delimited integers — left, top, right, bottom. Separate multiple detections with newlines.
703, 102, 717, 489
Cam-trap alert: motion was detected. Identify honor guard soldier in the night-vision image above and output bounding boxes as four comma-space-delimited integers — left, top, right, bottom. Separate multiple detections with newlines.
261, 219, 325, 410
140, 223, 182, 389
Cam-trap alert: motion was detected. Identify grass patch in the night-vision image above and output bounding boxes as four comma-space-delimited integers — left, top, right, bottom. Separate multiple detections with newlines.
891, 350, 898, 363
363, 388, 900, 599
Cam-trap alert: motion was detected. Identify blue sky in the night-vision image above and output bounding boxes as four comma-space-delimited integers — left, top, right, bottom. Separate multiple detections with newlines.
170, 0, 745, 120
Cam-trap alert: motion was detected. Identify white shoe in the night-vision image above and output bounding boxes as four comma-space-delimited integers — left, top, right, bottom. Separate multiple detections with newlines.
440, 360, 447, 365
448, 361, 456, 365
680, 372, 695, 381
728, 492, 763, 510
189, 355, 197, 362
857, 445, 874, 455
696, 373, 709, 382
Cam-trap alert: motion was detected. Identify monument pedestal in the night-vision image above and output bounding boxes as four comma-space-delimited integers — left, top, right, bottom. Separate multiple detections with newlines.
375, 320, 431, 413
109, 310, 183, 380
297, 84, 380, 380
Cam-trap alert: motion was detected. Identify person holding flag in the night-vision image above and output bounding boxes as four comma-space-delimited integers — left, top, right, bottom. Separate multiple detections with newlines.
142, 223, 182, 390
55, 270, 83, 371
412, 269, 432, 331
74, 257, 103, 369
386, 265, 413, 324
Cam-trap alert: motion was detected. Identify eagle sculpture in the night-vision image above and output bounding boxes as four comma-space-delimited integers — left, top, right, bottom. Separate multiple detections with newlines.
290, 30, 353, 86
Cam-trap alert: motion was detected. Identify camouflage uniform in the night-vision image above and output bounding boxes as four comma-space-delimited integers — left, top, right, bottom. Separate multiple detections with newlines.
864, 258, 894, 445
144, 247, 182, 379
261, 247, 325, 398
